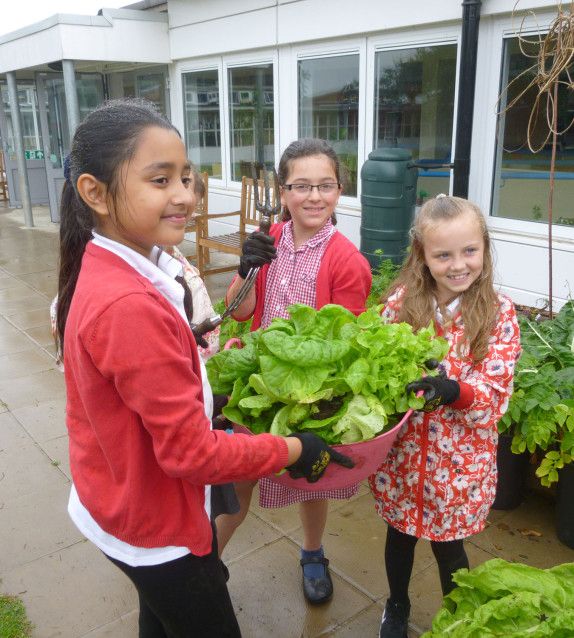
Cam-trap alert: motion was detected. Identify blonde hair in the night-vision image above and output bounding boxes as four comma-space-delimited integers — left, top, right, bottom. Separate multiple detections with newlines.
383, 196, 499, 361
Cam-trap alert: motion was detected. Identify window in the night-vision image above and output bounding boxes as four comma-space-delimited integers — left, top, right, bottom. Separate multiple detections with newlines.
298, 54, 360, 196
1, 83, 42, 155
493, 37, 574, 227
136, 73, 167, 115
374, 45, 456, 201
43, 74, 104, 169
182, 69, 222, 178
228, 63, 274, 182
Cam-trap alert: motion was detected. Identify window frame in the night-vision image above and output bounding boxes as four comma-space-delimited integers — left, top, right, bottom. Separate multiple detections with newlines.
176, 49, 278, 191
472, 11, 574, 244
176, 57, 226, 188
287, 37, 366, 210
223, 50, 279, 187
366, 26, 461, 200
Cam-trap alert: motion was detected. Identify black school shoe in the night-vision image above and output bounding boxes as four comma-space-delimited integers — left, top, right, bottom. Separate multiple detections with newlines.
300, 555, 333, 604
379, 599, 410, 638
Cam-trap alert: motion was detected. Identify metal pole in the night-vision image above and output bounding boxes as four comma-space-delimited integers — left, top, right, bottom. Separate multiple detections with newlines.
62, 59, 80, 138
6, 72, 34, 227
452, 0, 482, 198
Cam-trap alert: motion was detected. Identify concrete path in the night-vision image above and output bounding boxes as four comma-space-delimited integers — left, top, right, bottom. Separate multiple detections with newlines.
1, 204, 573, 637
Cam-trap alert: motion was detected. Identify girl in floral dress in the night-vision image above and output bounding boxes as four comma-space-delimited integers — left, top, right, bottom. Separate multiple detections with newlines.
369, 195, 521, 638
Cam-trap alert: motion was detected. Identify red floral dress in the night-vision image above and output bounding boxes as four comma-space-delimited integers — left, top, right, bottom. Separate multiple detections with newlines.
369, 292, 521, 541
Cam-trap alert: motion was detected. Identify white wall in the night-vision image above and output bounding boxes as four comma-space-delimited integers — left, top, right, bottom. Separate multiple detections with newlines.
171, 0, 573, 309
60, 16, 170, 64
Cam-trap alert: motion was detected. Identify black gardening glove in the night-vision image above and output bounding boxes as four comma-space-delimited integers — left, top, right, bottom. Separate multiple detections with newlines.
287, 432, 355, 483
406, 372, 460, 412
192, 329, 209, 349
238, 231, 277, 279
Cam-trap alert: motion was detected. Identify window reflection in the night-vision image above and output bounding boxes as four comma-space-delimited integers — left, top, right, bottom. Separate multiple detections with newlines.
493, 37, 574, 226
183, 70, 222, 178
298, 55, 359, 196
1, 84, 42, 155
374, 45, 456, 202
228, 64, 274, 182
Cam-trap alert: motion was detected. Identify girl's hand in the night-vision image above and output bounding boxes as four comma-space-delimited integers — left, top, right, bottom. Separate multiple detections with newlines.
286, 432, 354, 483
406, 373, 460, 412
238, 231, 276, 278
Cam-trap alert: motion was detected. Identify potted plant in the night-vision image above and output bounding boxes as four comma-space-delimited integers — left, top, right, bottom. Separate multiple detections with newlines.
498, 300, 574, 544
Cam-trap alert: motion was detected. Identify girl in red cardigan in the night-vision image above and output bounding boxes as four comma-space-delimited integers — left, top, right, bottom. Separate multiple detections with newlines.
370, 196, 521, 638
217, 139, 372, 605
56, 100, 352, 638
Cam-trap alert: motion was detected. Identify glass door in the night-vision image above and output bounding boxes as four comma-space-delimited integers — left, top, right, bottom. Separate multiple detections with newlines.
0, 81, 49, 207
37, 73, 104, 221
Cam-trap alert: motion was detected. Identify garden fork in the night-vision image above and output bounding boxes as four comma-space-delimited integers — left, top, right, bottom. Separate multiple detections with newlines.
190, 164, 281, 340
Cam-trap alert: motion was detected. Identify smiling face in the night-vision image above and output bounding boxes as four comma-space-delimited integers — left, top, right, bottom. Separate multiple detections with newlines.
422, 210, 485, 305
97, 126, 195, 257
280, 154, 341, 243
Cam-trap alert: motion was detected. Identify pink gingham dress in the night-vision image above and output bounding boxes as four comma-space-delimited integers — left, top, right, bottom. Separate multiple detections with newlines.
258, 219, 360, 507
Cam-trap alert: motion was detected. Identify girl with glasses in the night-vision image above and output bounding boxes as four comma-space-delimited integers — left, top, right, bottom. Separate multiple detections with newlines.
217, 137, 372, 605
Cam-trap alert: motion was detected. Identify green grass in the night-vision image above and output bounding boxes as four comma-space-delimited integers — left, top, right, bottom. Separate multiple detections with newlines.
0, 594, 33, 638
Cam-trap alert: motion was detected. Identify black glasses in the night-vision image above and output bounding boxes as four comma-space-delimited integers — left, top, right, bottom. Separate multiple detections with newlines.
283, 182, 341, 194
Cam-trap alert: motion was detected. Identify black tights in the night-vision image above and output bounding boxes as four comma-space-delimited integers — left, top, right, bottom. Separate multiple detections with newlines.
385, 525, 469, 605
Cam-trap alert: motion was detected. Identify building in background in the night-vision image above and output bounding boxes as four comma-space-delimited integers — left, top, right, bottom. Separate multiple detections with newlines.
0, 0, 571, 308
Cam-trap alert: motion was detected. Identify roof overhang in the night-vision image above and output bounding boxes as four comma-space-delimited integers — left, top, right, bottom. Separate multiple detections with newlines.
0, 8, 170, 75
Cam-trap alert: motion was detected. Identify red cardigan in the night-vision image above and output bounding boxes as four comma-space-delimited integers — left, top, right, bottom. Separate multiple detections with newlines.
64, 243, 289, 556
231, 223, 372, 328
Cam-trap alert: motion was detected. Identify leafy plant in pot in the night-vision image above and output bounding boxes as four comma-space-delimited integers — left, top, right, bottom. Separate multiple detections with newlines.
498, 300, 574, 545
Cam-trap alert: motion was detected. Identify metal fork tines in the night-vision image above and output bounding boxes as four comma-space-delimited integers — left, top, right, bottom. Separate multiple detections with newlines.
191, 164, 280, 339
252, 164, 281, 235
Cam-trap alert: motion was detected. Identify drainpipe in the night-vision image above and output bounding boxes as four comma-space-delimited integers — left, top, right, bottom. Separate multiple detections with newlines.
6, 72, 34, 227
452, 0, 482, 197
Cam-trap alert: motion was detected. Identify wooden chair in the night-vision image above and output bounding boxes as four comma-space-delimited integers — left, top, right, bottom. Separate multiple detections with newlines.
183, 171, 209, 267
196, 175, 279, 278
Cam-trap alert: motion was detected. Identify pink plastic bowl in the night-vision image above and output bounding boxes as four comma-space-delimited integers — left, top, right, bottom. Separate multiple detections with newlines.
234, 410, 410, 491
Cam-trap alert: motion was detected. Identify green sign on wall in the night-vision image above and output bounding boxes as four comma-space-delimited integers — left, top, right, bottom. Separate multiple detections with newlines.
24, 150, 44, 160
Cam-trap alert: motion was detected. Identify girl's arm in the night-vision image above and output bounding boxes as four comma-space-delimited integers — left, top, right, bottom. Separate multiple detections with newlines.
87, 293, 290, 483
225, 227, 279, 321
330, 251, 372, 315
446, 297, 522, 426
226, 273, 257, 321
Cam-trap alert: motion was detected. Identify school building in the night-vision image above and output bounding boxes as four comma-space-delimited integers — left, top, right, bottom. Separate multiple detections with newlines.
0, 0, 571, 308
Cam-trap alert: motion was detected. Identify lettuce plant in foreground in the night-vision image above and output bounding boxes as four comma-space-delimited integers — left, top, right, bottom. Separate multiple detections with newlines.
206, 303, 448, 444
422, 558, 574, 637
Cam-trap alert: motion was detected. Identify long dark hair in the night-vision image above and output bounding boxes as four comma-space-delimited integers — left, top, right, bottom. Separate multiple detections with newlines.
277, 138, 340, 225
57, 98, 180, 353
